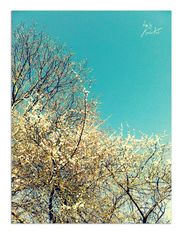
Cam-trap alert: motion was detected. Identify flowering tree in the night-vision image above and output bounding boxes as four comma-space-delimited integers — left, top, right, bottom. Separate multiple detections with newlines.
12, 24, 91, 123
11, 25, 171, 224
96, 133, 171, 223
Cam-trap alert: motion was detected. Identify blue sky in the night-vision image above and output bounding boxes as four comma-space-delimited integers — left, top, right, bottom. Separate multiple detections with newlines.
12, 11, 171, 136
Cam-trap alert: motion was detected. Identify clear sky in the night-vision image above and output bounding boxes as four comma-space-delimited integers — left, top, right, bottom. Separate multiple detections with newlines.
12, 11, 171, 136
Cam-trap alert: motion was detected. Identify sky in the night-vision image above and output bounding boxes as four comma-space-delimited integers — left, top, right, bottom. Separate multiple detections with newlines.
12, 11, 171, 137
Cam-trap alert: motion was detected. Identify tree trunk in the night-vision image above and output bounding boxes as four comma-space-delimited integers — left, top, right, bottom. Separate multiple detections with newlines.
48, 188, 55, 223
142, 217, 147, 224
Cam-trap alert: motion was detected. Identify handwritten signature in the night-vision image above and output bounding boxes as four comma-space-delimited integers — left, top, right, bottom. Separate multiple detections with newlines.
140, 21, 162, 38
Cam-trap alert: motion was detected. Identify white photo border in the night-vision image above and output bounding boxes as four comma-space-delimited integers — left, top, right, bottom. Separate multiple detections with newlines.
0, 1, 182, 239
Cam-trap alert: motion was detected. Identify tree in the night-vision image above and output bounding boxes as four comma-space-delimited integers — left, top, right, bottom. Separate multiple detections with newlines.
12, 24, 92, 122
95, 133, 171, 223
12, 25, 171, 224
